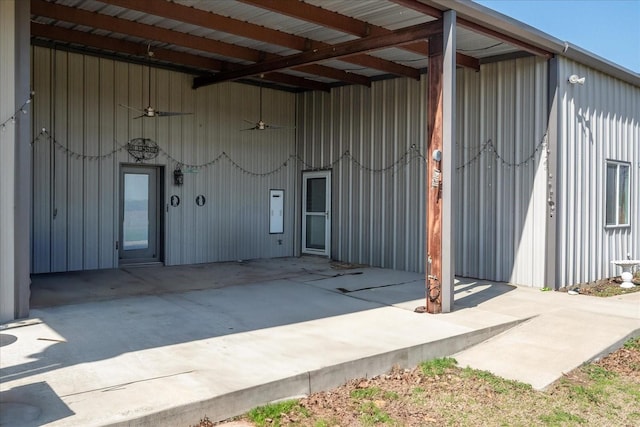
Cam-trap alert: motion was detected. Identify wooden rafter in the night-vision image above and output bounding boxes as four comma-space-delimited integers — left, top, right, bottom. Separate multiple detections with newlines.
30, 0, 370, 87
194, 21, 442, 88
100, 0, 418, 79
242, 0, 478, 71
30, 25, 331, 92
31, 23, 224, 71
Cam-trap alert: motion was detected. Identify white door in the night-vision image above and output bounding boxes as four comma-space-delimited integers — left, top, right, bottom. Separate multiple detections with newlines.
302, 171, 331, 256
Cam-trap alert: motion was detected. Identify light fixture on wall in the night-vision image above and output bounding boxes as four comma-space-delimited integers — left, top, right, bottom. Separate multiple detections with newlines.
174, 164, 184, 186
568, 74, 586, 85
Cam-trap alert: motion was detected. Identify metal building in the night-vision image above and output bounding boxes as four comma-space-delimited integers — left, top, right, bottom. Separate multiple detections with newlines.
1, 0, 638, 322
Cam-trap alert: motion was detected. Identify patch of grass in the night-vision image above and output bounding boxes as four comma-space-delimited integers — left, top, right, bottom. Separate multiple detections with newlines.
589, 285, 640, 297
383, 391, 399, 400
350, 387, 382, 400
314, 419, 338, 427
359, 401, 394, 426
539, 409, 586, 425
584, 365, 617, 382
461, 367, 532, 394
247, 400, 308, 427
217, 339, 640, 427
567, 384, 605, 405
419, 357, 457, 376
623, 336, 640, 351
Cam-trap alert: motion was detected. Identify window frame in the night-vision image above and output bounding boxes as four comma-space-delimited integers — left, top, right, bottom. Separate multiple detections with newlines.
605, 160, 631, 228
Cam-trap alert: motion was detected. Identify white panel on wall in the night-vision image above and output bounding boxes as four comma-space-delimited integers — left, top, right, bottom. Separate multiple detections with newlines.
270, 190, 284, 234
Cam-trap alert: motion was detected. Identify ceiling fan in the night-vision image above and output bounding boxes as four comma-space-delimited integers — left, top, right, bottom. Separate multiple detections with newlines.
120, 46, 192, 119
241, 86, 292, 131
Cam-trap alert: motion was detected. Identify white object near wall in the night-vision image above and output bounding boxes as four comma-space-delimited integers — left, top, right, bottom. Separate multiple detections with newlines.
270, 190, 284, 234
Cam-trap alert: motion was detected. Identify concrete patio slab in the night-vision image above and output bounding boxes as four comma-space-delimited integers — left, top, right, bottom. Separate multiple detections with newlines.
2, 258, 639, 426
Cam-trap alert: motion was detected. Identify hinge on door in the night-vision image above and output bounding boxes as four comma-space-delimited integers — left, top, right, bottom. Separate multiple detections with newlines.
115, 241, 119, 250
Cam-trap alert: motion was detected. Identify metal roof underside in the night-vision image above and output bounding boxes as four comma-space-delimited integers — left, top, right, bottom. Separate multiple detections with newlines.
30, 0, 556, 92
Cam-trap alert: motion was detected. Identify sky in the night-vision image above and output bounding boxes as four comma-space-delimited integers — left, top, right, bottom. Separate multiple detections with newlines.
475, 0, 640, 73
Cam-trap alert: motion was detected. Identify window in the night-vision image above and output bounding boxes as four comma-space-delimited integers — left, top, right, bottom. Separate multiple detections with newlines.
606, 161, 630, 226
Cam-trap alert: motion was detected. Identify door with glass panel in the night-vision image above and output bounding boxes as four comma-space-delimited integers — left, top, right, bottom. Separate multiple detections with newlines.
119, 166, 162, 263
302, 171, 331, 256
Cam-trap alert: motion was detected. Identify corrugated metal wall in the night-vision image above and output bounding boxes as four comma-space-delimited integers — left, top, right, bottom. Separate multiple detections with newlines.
556, 57, 639, 287
297, 57, 549, 286
31, 46, 297, 273
455, 57, 549, 286
297, 78, 427, 272
34, 45, 627, 290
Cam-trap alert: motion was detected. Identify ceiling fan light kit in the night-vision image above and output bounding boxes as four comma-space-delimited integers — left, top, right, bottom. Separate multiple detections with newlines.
242, 86, 293, 131
119, 60, 192, 119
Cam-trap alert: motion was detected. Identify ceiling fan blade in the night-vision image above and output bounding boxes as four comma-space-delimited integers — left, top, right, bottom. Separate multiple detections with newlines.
264, 124, 296, 130
241, 126, 258, 131
132, 114, 146, 119
154, 111, 193, 117
243, 119, 255, 124
119, 103, 144, 114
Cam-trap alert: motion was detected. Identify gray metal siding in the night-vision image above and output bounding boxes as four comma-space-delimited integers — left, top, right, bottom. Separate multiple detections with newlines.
297, 78, 427, 272
556, 57, 639, 287
455, 57, 549, 286
31, 46, 297, 273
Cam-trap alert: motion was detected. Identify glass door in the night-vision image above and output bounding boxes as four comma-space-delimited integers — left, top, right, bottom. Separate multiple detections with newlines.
119, 166, 161, 263
302, 170, 331, 256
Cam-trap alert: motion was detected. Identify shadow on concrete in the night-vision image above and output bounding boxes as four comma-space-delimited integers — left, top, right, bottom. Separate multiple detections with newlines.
5, 258, 430, 384
0, 381, 74, 427
453, 279, 517, 309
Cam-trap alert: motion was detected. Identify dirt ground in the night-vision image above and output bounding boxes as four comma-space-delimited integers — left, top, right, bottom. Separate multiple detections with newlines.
562, 274, 640, 297
197, 280, 640, 427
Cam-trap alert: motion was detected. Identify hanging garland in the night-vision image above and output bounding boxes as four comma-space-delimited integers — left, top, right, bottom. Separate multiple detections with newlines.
0, 92, 34, 133
32, 128, 429, 177
33, 127, 549, 176
455, 133, 548, 171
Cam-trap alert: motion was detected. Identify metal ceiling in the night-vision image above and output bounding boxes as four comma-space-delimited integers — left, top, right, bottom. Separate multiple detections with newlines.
29, 0, 550, 92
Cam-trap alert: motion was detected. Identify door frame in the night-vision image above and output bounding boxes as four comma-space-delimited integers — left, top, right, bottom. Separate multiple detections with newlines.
301, 170, 331, 256
119, 164, 164, 265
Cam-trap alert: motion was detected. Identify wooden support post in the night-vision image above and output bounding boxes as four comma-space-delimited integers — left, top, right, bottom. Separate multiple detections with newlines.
425, 11, 456, 314
426, 32, 443, 314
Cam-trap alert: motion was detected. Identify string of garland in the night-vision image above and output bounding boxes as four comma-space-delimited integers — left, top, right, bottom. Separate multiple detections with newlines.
455, 133, 547, 171
34, 129, 547, 176
34, 129, 429, 176
1, 92, 34, 132
34, 129, 127, 160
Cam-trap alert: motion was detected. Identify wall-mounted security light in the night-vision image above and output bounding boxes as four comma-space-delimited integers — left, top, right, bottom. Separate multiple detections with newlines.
568, 74, 586, 85
432, 149, 442, 162
173, 165, 184, 186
